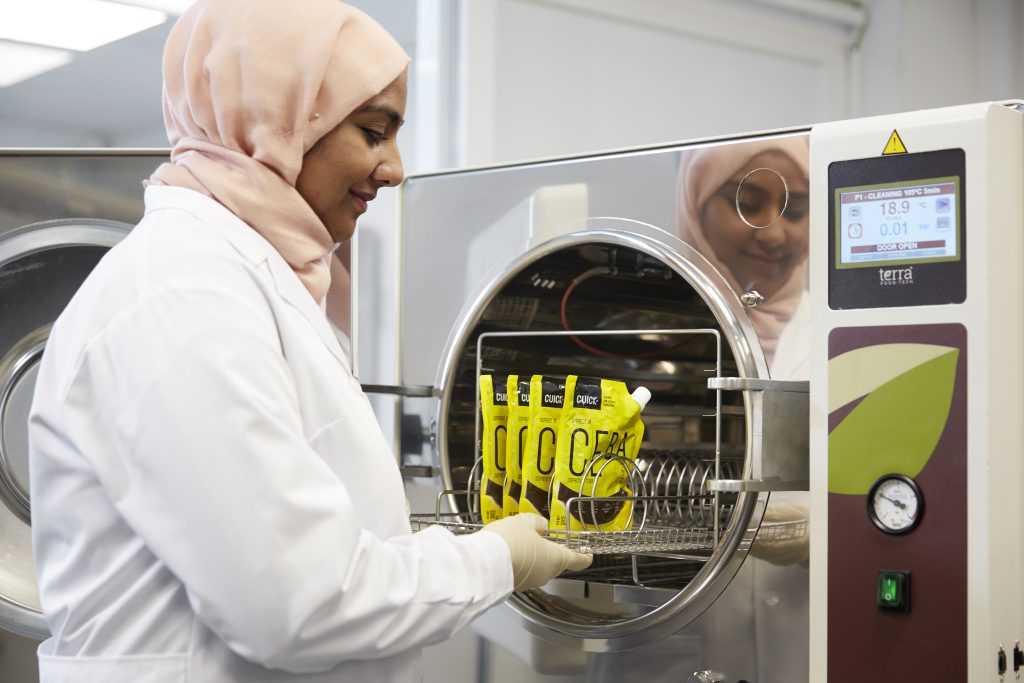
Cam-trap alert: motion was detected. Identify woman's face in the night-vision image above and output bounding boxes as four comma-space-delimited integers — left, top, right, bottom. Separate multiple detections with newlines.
296, 71, 408, 243
701, 150, 809, 299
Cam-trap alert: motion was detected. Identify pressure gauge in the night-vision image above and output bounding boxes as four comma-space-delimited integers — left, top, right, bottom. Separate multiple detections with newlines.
867, 475, 923, 535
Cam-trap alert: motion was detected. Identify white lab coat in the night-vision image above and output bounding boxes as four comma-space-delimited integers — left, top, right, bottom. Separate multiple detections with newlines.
28, 186, 513, 682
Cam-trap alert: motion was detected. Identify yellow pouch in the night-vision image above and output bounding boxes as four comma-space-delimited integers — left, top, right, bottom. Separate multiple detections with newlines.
550, 376, 648, 532
478, 374, 508, 523
502, 375, 530, 517
519, 375, 565, 518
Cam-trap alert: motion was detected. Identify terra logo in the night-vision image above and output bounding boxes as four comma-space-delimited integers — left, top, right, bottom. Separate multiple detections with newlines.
878, 266, 914, 286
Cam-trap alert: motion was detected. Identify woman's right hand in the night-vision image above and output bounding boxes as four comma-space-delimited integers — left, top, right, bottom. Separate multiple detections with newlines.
481, 513, 592, 591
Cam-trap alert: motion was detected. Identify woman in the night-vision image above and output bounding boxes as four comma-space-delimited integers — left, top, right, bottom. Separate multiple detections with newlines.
28, 2, 588, 681
676, 138, 810, 373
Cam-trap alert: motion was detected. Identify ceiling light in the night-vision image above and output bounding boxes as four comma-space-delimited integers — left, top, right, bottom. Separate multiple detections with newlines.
112, 0, 197, 14
0, 42, 73, 88
0, 0, 167, 52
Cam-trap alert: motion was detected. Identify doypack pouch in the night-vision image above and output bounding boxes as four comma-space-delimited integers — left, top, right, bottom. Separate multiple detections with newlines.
478, 374, 508, 523
550, 376, 649, 532
502, 375, 531, 517
519, 375, 565, 518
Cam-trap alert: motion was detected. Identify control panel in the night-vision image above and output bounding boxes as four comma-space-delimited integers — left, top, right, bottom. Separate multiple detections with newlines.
829, 149, 965, 309
811, 102, 1024, 683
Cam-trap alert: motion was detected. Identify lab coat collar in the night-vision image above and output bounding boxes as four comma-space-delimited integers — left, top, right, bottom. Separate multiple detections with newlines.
143, 185, 350, 371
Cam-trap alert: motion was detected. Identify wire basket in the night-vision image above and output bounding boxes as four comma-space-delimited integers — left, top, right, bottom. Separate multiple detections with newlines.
410, 507, 715, 557
410, 499, 806, 558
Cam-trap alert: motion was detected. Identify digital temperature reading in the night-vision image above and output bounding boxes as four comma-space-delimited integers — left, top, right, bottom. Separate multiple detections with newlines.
837, 177, 960, 268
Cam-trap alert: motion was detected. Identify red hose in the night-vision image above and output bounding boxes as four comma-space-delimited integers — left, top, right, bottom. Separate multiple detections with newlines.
559, 267, 695, 360
560, 278, 623, 358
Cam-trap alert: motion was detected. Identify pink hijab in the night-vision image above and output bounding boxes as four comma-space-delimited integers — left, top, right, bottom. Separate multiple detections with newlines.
676, 137, 809, 362
148, 0, 410, 304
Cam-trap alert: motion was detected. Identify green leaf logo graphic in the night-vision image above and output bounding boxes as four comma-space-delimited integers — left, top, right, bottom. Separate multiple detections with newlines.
829, 344, 958, 495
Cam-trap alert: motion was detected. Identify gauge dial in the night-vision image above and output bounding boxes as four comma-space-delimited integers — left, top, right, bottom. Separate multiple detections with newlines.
867, 475, 922, 535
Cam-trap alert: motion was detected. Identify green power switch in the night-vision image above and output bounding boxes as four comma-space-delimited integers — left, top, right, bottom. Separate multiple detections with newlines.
877, 570, 911, 612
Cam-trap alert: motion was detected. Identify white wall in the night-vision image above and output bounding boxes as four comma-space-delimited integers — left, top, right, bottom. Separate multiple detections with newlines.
856, 0, 1024, 117
448, 0, 1024, 168
453, 0, 862, 165
2, 0, 1021, 176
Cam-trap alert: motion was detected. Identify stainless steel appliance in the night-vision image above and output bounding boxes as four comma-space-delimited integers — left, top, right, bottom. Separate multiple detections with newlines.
389, 129, 813, 682
388, 101, 1024, 682
0, 149, 166, 680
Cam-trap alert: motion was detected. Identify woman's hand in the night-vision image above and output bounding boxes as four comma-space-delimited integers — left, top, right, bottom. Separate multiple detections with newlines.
481, 514, 592, 591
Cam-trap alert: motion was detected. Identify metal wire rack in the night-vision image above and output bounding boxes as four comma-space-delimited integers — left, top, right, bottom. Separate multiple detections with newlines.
411, 326, 811, 578
410, 498, 806, 558
420, 439, 754, 555
409, 505, 715, 557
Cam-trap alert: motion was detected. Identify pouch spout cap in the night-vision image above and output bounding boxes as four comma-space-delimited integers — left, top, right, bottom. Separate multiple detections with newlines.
630, 386, 651, 411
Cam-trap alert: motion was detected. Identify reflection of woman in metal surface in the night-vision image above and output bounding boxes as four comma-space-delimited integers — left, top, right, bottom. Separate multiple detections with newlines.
28, 2, 586, 681
675, 140, 810, 683
676, 138, 809, 369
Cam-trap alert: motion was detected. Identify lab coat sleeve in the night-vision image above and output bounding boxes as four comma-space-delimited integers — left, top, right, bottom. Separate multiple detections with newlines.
60, 279, 513, 673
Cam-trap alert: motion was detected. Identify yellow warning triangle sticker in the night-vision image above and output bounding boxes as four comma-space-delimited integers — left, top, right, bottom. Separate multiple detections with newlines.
882, 130, 908, 155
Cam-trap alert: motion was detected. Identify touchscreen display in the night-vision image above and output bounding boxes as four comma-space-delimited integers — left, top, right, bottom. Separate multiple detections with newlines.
836, 177, 960, 268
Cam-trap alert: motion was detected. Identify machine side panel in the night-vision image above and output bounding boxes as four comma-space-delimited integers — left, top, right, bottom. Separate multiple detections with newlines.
827, 323, 967, 682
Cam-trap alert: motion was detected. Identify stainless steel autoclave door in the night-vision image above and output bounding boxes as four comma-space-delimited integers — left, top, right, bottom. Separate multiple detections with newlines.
426, 222, 783, 650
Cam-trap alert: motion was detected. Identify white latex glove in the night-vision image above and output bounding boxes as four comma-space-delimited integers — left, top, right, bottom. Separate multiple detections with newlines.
482, 513, 593, 591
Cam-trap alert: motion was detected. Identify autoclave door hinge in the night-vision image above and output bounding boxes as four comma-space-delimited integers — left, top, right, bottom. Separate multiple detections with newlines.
705, 377, 809, 493
360, 384, 439, 478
